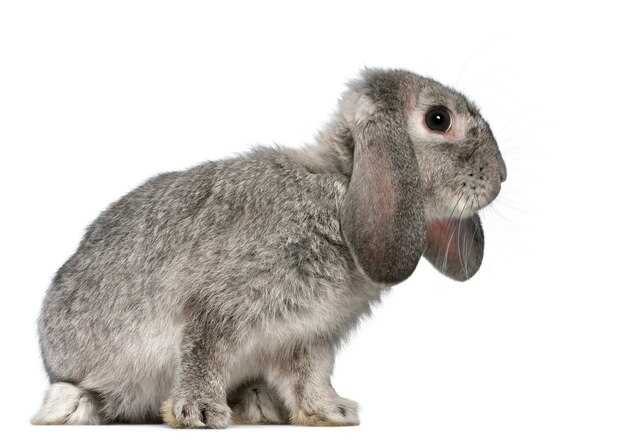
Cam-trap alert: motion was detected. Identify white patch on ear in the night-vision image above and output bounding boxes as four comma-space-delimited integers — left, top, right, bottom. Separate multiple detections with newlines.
339, 92, 375, 126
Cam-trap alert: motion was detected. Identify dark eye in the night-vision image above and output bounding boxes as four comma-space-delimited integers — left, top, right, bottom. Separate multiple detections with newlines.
425, 108, 452, 132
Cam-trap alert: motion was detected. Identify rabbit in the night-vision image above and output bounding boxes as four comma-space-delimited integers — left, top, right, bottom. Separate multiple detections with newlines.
32, 68, 507, 428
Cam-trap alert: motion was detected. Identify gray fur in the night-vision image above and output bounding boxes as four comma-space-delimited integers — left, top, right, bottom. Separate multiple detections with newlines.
33, 68, 506, 427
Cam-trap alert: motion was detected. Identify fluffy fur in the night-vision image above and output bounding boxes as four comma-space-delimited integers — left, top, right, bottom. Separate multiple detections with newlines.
33, 68, 506, 427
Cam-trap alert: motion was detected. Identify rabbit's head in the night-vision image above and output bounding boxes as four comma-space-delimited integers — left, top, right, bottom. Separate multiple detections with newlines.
336, 68, 506, 285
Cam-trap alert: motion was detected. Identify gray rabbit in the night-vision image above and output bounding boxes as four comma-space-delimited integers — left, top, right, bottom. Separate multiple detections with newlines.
33, 68, 506, 428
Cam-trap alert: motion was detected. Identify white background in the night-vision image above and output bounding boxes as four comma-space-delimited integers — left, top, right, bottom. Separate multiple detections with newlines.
1, 1, 624, 445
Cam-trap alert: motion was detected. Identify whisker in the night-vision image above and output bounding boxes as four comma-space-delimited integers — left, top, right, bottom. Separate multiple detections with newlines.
482, 205, 520, 238
492, 196, 537, 214
499, 149, 541, 158
480, 204, 531, 257
504, 169, 542, 181
443, 193, 464, 241
468, 204, 480, 278
454, 34, 507, 90
457, 70, 515, 93
436, 186, 465, 269
464, 97, 510, 121
441, 185, 464, 228
498, 122, 548, 145
501, 138, 543, 151
454, 198, 471, 278
461, 82, 523, 105
494, 105, 541, 138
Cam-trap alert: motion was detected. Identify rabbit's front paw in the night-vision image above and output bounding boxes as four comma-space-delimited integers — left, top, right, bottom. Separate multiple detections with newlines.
291, 397, 360, 426
161, 396, 231, 429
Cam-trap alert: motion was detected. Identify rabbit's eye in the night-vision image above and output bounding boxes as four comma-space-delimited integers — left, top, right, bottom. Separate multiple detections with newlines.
425, 108, 452, 132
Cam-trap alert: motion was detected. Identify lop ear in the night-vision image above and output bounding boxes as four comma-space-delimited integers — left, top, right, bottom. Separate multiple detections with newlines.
339, 73, 426, 285
424, 215, 485, 281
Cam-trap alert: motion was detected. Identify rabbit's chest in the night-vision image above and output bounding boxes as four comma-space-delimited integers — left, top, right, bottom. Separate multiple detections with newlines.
227, 282, 381, 388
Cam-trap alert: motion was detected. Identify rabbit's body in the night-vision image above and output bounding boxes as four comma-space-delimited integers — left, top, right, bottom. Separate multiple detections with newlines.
37, 147, 380, 424
34, 68, 507, 427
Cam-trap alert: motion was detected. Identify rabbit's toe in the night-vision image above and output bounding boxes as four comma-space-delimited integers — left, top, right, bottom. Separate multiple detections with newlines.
291, 397, 360, 426
161, 396, 231, 429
